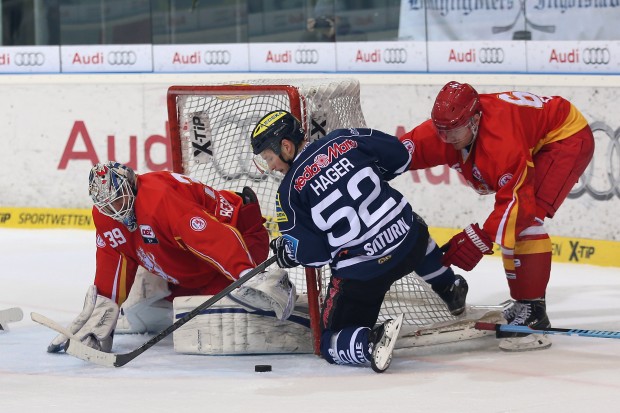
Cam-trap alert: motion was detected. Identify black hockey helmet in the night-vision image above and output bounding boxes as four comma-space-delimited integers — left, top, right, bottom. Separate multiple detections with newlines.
251, 110, 305, 155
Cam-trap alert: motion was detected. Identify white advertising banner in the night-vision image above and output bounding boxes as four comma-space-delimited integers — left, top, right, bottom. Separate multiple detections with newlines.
399, 0, 620, 41
427, 41, 527, 72
0, 46, 61, 74
335, 41, 427, 72
0, 74, 619, 243
60, 44, 153, 73
249, 43, 336, 72
526, 41, 620, 73
153, 44, 250, 72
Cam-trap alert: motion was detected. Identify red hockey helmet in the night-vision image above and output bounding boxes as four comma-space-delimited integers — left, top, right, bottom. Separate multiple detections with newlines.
431, 81, 481, 138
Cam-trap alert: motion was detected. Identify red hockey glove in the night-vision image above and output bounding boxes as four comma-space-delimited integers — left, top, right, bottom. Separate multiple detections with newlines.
440, 224, 494, 271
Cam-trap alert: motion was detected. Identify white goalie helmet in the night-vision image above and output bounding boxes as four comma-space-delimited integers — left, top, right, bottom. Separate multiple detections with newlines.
89, 162, 138, 231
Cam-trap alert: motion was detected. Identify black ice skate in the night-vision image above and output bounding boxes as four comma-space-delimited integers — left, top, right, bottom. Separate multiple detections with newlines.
499, 299, 552, 352
435, 274, 469, 316
369, 313, 404, 373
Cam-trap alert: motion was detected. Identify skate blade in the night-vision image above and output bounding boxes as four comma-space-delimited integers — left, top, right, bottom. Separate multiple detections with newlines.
499, 334, 552, 352
371, 314, 404, 373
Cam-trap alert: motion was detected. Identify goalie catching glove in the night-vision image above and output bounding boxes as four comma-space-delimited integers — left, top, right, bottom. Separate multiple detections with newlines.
47, 285, 119, 353
270, 236, 300, 268
229, 268, 297, 321
441, 223, 494, 271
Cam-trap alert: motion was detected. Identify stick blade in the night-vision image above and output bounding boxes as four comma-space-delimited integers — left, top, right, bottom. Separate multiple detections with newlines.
65, 339, 120, 367
0, 307, 24, 330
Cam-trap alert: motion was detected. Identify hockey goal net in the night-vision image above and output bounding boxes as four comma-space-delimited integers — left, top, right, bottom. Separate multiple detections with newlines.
167, 78, 497, 355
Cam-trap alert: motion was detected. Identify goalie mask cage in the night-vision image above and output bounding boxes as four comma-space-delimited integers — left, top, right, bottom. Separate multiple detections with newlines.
167, 78, 463, 355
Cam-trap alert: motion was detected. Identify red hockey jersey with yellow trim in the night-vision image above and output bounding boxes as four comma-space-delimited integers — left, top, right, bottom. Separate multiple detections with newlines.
400, 91, 588, 249
92, 171, 258, 305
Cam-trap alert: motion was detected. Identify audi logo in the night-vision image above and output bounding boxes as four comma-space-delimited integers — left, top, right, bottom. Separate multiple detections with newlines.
569, 121, 620, 200
204, 50, 231, 65
295, 49, 319, 64
582, 47, 610, 65
15, 52, 45, 66
383, 48, 407, 64
107, 51, 137, 65
479, 48, 504, 64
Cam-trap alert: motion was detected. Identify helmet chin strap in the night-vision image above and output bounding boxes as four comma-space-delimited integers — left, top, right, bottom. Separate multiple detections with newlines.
461, 113, 482, 162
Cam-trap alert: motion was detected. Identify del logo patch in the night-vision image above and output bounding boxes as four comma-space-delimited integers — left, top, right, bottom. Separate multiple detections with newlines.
140, 225, 159, 244
190, 216, 207, 231
275, 193, 288, 222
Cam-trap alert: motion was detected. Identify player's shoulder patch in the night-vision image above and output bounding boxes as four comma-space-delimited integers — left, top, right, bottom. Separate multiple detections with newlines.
96, 234, 106, 248
139, 224, 159, 244
275, 193, 288, 223
189, 216, 207, 231
401, 138, 415, 155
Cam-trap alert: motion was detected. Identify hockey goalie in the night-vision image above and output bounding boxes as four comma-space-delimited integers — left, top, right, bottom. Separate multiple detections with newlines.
47, 161, 307, 355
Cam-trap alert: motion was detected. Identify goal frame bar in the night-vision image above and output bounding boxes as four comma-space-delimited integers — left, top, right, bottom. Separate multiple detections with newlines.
166, 84, 322, 355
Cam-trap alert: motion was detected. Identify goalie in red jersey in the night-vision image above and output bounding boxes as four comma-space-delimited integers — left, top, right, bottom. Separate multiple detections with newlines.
47, 162, 295, 354
399, 81, 594, 351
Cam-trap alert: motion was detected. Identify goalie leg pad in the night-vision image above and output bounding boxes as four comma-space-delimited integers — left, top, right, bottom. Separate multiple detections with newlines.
229, 268, 296, 321
172, 295, 313, 355
116, 268, 172, 334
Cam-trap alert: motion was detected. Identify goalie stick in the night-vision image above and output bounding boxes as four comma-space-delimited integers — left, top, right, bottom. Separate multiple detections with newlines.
475, 322, 620, 340
0, 307, 23, 330
34, 255, 277, 367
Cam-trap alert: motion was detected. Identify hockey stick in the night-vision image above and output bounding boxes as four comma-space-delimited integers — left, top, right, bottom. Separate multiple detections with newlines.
0, 307, 23, 330
39, 256, 277, 367
475, 322, 620, 339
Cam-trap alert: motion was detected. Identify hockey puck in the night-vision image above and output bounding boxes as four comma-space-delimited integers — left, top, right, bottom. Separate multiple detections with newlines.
255, 364, 272, 372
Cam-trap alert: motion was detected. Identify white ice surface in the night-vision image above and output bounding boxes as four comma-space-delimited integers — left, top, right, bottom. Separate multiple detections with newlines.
2, 228, 620, 413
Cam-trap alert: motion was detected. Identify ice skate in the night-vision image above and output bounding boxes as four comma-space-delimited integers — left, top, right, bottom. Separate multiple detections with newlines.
499, 299, 552, 352
370, 313, 404, 373
435, 274, 469, 316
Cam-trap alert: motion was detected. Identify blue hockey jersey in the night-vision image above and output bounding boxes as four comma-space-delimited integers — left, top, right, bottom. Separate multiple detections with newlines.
275, 128, 426, 280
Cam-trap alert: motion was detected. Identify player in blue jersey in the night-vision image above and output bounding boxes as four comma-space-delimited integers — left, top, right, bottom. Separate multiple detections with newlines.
251, 110, 468, 372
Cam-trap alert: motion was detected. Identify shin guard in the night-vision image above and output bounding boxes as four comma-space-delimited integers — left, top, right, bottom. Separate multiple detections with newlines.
505, 231, 552, 300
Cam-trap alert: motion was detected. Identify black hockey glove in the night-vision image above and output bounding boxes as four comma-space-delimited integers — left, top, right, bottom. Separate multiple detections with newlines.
270, 237, 300, 269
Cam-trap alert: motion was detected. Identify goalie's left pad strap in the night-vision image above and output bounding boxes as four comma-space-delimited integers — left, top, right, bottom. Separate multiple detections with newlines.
172, 295, 312, 355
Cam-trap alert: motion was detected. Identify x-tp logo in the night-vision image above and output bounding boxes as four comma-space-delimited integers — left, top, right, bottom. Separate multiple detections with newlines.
15, 52, 45, 66
568, 240, 595, 262
582, 47, 610, 65
479, 48, 504, 64
107, 51, 137, 65
383, 48, 407, 64
204, 50, 231, 65
295, 49, 319, 64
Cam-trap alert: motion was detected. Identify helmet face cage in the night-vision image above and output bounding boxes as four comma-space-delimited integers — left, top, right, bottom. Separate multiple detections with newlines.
431, 81, 480, 141
250, 110, 305, 156
89, 162, 137, 224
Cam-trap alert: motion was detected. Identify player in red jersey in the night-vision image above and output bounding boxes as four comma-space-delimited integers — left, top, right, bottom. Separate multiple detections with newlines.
47, 162, 294, 353
399, 81, 594, 351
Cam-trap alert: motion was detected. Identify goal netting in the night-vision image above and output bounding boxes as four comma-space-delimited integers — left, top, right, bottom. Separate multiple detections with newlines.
167, 78, 498, 353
